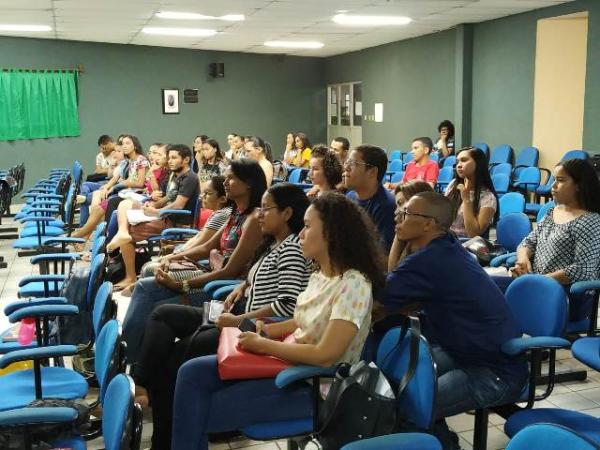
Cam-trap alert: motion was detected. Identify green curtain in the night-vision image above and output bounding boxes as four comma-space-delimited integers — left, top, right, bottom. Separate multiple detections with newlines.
0, 70, 80, 141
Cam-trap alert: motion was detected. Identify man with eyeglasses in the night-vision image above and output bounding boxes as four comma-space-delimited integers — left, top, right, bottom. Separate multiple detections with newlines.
382, 191, 527, 450
344, 144, 395, 250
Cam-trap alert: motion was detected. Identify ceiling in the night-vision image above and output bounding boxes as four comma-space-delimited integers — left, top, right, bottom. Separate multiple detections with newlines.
0, 0, 575, 57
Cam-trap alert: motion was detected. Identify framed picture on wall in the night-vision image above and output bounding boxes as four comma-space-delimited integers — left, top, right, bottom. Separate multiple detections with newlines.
162, 88, 179, 114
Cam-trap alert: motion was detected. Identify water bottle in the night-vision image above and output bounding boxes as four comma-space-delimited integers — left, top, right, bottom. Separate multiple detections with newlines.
17, 318, 36, 345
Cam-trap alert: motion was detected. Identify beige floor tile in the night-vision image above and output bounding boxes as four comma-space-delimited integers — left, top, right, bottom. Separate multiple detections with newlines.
447, 412, 475, 433
546, 391, 598, 410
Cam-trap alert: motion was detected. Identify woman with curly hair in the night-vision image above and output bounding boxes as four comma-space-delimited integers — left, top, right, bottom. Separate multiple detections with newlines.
306, 144, 343, 199
170, 192, 386, 450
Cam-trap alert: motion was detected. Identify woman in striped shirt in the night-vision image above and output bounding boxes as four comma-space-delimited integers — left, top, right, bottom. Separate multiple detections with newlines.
133, 183, 311, 449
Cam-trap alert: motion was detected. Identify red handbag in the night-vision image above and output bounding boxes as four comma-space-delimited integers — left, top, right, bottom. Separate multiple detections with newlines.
217, 327, 292, 380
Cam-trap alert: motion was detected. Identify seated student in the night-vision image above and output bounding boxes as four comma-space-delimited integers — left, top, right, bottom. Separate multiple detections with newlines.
388, 180, 434, 271
85, 134, 115, 182
197, 138, 228, 190
512, 158, 600, 320
383, 191, 527, 450
433, 120, 455, 158
445, 147, 498, 238
133, 183, 312, 449
344, 144, 396, 250
282, 132, 298, 166
73, 134, 149, 244
292, 132, 312, 168
404, 137, 439, 185
330, 136, 350, 167
122, 159, 267, 362
306, 145, 343, 199
170, 192, 385, 450
244, 136, 274, 187
106, 144, 199, 290
225, 133, 244, 162
191, 135, 209, 173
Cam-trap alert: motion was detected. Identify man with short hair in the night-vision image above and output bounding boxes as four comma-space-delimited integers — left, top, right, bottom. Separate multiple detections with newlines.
94, 134, 115, 176
402, 137, 440, 186
108, 144, 200, 290
383, 191, 527, 449
344, 144, 395, 250
330, 136, 350, 166
226, 134, 244, 161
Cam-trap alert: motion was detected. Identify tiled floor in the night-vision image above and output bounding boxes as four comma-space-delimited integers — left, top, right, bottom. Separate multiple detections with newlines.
2, 209, 600, 450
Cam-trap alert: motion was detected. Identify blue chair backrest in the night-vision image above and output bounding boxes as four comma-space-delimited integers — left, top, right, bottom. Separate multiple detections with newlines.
496, 213, 531, 252
437, 167, 454, 190
490, 144, 514, 165
87, 253, 106, 307
490, 162, 513, 177
443, 155, 456, 168
288, 168, 302, 184
403, 152, 414, 164
377, 327, 437, 430
103, 374, 135, 450
94, 221, 107, 238
515, 147, 539, 168
492, 173, 510, 195
91, 235, 106, 260
505, 275, 567, 337
472, 143, 490, 158
391, 171, 404, 183
95, 319, 122, 402
92, 281, 114, 338
429, 153, 439, 163
537, 201, 555, 222
514, 167, 541, 190
390, 150, 402, 161
506, 424, 599, 450
499, 192, 525, 217
562, 150, 589, 161
388, 159, 403, 172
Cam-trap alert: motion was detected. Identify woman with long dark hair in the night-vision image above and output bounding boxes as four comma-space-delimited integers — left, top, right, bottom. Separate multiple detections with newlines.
445, 147, 498, 238
244, 135, 274, 187
306, 144, 343, 199
133, 183, 312, 449
197, 138, 228, 189
292, 132, 312, 168
170, 192, 386, 450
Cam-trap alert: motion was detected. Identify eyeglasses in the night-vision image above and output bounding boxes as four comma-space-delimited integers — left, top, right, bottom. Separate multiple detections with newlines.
398, 208, 437, 222
344, 159, 373, 170
257, 206, 278, 215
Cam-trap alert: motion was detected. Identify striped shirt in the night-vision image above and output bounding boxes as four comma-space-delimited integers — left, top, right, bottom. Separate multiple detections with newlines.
205, 206, 232, 231
244, 234, 312, 317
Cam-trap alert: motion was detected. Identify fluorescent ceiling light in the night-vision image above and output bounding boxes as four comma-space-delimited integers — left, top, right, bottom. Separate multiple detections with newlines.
142, 27, 217, 37
156, 11, 245, 21
332, 14, 412, 26
0, 24, 51, 32
264, 41, 324, 49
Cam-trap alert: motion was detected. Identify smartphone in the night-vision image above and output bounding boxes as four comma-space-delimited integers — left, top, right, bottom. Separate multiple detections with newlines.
238, 318, 257, 333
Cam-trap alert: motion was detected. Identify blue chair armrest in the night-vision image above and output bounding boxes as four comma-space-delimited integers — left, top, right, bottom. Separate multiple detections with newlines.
501, 336, 571, 356
490, 252, 517, 268
213, 285, 238, 300
33, 194, 62, 200
18, 274, 67, 287
30, 253, 80, 265
570, 280, 600, 296
159, 209, 192, 218
19, 217, 57, 223
0, 345, 78, 369
43, 237, 85, 246
22, 207, 60, 214
0, 407, 78, 427
161, 228, 198, 238
203, 280, 244, 296
4, 297, 68, 316
275, 365, 337, 389
9, 305, 79, 323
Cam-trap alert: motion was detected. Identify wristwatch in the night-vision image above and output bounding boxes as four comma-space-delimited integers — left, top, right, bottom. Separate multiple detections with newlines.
180, 280, 191, 294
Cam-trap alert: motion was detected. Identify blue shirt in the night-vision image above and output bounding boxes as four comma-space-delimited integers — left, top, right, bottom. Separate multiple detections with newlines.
347, 186, 395, 250
384, 234, 527, 384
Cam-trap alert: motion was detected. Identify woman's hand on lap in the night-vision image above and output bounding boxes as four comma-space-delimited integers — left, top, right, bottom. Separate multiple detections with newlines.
216, 313, 241, 328
238, 331, 267, 353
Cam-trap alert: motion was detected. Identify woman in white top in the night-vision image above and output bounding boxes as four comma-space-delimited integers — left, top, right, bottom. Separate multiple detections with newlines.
445, 147, 498, 238
282, 132, 298, 165
169, 192, 386, 450
245, 135, 274, 187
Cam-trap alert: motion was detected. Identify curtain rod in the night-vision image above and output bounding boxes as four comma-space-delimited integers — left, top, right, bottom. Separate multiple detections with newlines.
1, 64, 84, 74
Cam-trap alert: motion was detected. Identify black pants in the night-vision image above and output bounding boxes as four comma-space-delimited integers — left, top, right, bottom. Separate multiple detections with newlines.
135, 301, 245, 450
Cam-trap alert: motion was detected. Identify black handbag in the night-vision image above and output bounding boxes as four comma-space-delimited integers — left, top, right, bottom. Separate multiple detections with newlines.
305, 316, 421, 450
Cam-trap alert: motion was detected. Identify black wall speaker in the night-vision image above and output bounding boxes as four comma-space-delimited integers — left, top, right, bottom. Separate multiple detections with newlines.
209, 62, 225, 78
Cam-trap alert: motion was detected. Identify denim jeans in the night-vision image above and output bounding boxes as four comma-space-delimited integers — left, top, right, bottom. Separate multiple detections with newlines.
107, 210, 118, 241
171, 355, 313, 450
122, 276, 207, 363
79, 181, 106, 225
431, 346, 526, 449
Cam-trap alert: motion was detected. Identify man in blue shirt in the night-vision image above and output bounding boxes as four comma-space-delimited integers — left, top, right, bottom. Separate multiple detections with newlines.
344, 144, 395, 250
383, 191, 527, 449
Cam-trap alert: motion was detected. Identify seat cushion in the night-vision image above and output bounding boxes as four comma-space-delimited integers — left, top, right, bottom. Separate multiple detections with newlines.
51, 437, 86, 450
0, 367, 88, 412
572, 337, 600, 371
504, 408, 600, 443
242, 418, 313, 440
20, 227, 65, 238
12, 236, 59, 249
18, 281, 65, 298
23, 220, 64, 229
341, 433, 442, 450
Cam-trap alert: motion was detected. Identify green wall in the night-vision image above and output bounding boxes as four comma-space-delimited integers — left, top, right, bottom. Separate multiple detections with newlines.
471, 0, 600, 153
0, 37, 327, 188
324, 29, 457, 152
